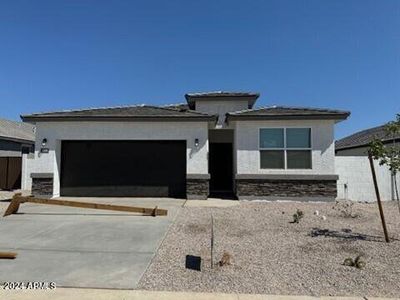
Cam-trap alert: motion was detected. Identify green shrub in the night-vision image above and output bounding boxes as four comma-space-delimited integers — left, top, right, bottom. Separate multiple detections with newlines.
292, 209, 304, 223
343, 255, 366, 269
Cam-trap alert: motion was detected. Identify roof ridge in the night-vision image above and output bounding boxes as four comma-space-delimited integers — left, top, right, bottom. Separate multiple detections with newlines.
155, 105, 215, 116
264, 105, 349, 113
227, 105, 274, 115
162, 102, 187, 107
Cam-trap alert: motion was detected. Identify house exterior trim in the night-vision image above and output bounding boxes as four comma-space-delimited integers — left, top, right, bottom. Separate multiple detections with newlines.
31, 173, 54, 178
187, 174, 211, 180
235, 174, 339, 180
227, 114, 349, 121
21, 116, 217, 123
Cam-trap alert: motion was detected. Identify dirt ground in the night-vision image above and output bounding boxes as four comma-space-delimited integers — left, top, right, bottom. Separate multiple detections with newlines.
138, 200, 400, 297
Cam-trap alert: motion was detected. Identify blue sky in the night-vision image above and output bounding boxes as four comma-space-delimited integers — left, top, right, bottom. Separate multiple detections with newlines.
0, 0, 399, 139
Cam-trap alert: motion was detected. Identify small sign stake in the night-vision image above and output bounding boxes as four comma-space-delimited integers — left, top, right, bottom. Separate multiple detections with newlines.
211, 213, 214, 269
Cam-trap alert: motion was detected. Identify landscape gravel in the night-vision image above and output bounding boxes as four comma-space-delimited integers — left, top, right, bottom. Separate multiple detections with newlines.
138, 200, 400, 297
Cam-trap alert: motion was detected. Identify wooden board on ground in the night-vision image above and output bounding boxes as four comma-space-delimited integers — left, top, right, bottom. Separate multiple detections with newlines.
0, 252, 17, 259
3, 194, 167, 217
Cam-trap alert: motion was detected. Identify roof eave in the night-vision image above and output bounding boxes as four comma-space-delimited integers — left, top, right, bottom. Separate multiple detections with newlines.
21, 115, 218, 122
0, 135, 35, 144
226, 114, 350, 121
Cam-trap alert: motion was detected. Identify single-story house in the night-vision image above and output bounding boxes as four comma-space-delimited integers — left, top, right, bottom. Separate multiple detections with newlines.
336, 123, 400, 156
0, 118, 35, 190
21, 92, 350, 200
0, 118, 35, 157
335, 123, 400, 202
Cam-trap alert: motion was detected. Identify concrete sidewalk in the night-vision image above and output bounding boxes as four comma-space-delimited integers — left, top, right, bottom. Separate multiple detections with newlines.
0, 288, 394, 300
185, 199, 240, 207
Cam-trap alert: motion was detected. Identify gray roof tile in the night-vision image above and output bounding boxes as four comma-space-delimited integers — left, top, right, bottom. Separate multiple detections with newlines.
0, 118, 35, 142
227, 106, 350, 120
335, 124, 400, 150
21, 105, 216, 122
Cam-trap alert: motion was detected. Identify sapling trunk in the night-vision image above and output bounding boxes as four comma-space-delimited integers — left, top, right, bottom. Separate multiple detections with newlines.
368, 152, 390, 243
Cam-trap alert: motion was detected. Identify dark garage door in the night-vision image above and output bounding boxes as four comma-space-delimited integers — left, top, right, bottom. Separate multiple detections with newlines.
60, 140, 186, 198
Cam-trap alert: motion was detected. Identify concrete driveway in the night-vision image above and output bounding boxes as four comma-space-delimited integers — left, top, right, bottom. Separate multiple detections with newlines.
0, 196, 183, 289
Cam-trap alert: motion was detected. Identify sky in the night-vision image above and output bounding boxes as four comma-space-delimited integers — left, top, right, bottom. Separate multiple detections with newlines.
0, 0, 399, 139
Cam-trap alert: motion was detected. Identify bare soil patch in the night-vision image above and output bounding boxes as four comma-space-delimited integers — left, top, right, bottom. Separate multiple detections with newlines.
138, 201, 400, 297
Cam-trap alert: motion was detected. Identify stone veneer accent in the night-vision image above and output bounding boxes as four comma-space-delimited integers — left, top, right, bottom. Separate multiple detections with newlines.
31, 173, 53, 197
235, 174, 338, 200
187, 174, 210, 200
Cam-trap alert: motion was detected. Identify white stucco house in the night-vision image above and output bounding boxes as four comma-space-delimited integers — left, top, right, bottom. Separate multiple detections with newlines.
21, 92, 350, 200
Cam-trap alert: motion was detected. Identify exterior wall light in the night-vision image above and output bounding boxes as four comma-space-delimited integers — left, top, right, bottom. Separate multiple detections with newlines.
41, 138, 48, 146
194, 138, 199, 148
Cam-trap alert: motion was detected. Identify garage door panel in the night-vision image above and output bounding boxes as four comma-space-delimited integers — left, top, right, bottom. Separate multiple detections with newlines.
60, 185, 171, 197
60, 141, 186, 198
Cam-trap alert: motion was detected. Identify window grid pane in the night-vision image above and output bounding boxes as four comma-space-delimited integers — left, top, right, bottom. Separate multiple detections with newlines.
259, 129, 284, 148
286, 128, 311, 148
260, 150, 285, 169
287, 150, 312, 169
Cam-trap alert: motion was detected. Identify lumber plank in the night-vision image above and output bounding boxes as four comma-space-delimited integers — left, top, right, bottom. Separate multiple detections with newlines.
0, 252, 17, 259
3, 195, 167, 217
3, 194, 21, 217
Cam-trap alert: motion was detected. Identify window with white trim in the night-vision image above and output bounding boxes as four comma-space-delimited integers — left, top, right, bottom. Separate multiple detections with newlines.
259, 128, 312, 169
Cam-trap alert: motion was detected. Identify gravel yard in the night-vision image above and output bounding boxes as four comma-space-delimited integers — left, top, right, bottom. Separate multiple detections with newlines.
138, 201, 400, 297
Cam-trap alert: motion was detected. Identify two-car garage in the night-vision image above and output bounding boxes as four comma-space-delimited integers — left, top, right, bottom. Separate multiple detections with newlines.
60, 140, 187, 198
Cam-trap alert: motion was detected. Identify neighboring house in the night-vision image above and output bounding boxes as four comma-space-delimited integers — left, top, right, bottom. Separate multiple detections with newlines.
335, 124, 400, 202
21, 91, 349, 200
336, 124, 400, 156
0, 118, 35, 157
0, 118, 35, 190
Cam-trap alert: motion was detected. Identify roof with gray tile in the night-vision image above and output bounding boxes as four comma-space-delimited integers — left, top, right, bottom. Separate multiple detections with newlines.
21, 105, 217, 122
335, 124, 400, 150
226, 106, 350, 120
0, 118, 35, 142
20, 92, 350, 123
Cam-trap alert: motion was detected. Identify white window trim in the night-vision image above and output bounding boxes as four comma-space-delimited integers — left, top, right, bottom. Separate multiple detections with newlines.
258, 127, 312, 170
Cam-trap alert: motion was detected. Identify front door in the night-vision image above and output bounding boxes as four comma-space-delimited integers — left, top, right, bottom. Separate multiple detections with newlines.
209, 143, 234, 198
